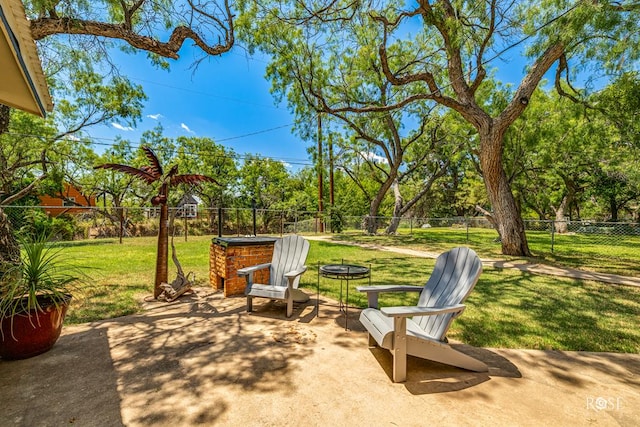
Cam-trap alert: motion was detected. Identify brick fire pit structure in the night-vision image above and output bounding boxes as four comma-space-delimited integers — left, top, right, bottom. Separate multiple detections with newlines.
209, 237, 278, 297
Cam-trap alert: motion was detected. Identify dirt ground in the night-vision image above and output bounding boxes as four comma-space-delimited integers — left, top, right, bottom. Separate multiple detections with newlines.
1, 287, 639, 426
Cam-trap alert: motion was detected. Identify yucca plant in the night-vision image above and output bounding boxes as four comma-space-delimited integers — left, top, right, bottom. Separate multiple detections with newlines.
0, 233, 88, 348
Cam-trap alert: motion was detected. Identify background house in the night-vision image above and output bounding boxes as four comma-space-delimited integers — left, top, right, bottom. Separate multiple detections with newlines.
39, 183, 96, 217
176, 194, 199, 218
145, 194, 200, 219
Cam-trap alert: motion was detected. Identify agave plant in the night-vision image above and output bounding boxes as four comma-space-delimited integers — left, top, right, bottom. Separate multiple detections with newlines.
95, 146, 219, 298
0, 233, 89, 357
0, 233, 86, 323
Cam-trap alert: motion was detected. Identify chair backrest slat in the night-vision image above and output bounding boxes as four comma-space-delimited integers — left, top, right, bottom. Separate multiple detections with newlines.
414, 247, 482, 340
270, 235, 310, 288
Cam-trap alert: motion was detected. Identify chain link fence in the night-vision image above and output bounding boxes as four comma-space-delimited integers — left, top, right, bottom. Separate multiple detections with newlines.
344, 215, 640, 256
0, 205, 326, 241
2, 205, 639, 257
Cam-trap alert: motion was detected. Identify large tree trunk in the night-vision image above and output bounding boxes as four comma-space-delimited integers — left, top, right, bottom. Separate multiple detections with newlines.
0, 208, 20, 270
364, 173, 396, 234
552, 194, 570, 234
479, 129, 531, 256
385, 178, 403, 234
0, 105, 20, 271
0, 104, 9, 134
610, 197, 619, 222
464, 44, 564, 257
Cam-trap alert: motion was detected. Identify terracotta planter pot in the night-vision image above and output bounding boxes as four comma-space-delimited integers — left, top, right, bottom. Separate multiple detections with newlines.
0, 295, 71, 360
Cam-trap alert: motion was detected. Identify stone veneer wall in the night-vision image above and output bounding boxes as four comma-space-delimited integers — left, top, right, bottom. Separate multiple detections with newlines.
209, 242, 274, 297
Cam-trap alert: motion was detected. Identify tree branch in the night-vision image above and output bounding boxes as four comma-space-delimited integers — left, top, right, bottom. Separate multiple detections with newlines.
2, 174, 47, 205
31, 0, 234, 60
497, 42, 565, 129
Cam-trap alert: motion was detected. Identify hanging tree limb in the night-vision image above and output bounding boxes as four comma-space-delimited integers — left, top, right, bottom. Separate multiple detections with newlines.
30, 0, 235, 60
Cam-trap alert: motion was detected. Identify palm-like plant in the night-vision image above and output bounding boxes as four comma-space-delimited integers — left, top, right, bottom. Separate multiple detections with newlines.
95, 146, 218, 298
0, 233, 89, 359
1, 233, 85, 321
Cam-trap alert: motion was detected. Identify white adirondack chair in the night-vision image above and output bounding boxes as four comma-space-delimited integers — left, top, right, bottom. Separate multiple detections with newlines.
238, 235, 310, 318
357, 247, 488, 382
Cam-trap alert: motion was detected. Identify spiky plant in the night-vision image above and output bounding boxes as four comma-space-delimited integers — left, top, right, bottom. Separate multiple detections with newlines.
0, 233, 88, 341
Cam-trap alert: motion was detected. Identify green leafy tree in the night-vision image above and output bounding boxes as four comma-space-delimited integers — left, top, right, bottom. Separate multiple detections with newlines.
238, 0, 639, 255
506, 89, 609, 230
174, 135, 239, 210
0, 67, 144, 262
589, 168, 640, 221
507, 81, 639, 228
594, 72, 640, 147
0, 54, 146, 268
1, 0, 236, 269
284, 167, 317, 213
237, 7, 462, 234
91, 139, 141, 216
239, 155, 293, 232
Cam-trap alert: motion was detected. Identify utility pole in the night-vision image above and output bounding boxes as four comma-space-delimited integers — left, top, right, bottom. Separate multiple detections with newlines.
328, 133, 335, 232
317, 114, 324, 232
329, 133, 334, 207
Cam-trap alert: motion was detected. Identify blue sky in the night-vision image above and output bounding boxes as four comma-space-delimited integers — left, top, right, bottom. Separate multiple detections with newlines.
88, 45, 313, 169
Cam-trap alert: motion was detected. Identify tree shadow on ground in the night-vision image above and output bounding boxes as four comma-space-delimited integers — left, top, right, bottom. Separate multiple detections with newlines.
106, 290, 319, 425
1, 288, 321, 426
0, 324, 125, 426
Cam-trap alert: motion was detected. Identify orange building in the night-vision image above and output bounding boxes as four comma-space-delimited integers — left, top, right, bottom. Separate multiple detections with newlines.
39, 183, 96, 217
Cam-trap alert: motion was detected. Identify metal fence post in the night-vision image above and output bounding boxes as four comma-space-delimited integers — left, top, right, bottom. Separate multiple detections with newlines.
236, 208, 240, 236
551, 220, 555, 253
466, 217, 470, 242
252, 200, 257, 236
119, 207, 124, 244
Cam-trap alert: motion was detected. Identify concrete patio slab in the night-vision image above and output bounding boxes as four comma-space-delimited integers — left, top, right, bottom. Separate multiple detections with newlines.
1, 288, 638, 426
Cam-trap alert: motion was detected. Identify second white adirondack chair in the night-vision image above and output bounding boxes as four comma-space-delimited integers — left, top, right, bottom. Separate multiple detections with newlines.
238, 235, 310, 317
358, 246, 488, 382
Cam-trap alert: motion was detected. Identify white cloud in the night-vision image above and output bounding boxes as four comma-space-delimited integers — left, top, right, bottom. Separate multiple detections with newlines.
281, 161, 292, 168
111, 123, 134, 131
363, 151, 388, 164
66, 134, 81, 141
181, 123, 195, 134
146, 113, 162, 120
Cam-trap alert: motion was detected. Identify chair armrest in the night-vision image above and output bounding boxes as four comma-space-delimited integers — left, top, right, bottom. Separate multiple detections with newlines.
356, 285, 423, 294
237, 263, 271, 276
380, 304, 466, 318
356, 285, 423, 308
284, 266, 307, 279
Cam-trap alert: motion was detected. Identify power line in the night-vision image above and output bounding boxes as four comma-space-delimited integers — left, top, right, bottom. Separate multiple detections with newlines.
215, 123, 293, 142
3, 131, 314, 167
479, 1, 584, 70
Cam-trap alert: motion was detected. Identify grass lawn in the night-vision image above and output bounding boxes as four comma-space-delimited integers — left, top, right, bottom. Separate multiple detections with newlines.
58, 235, 640, 353
334, 228, 640, 276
